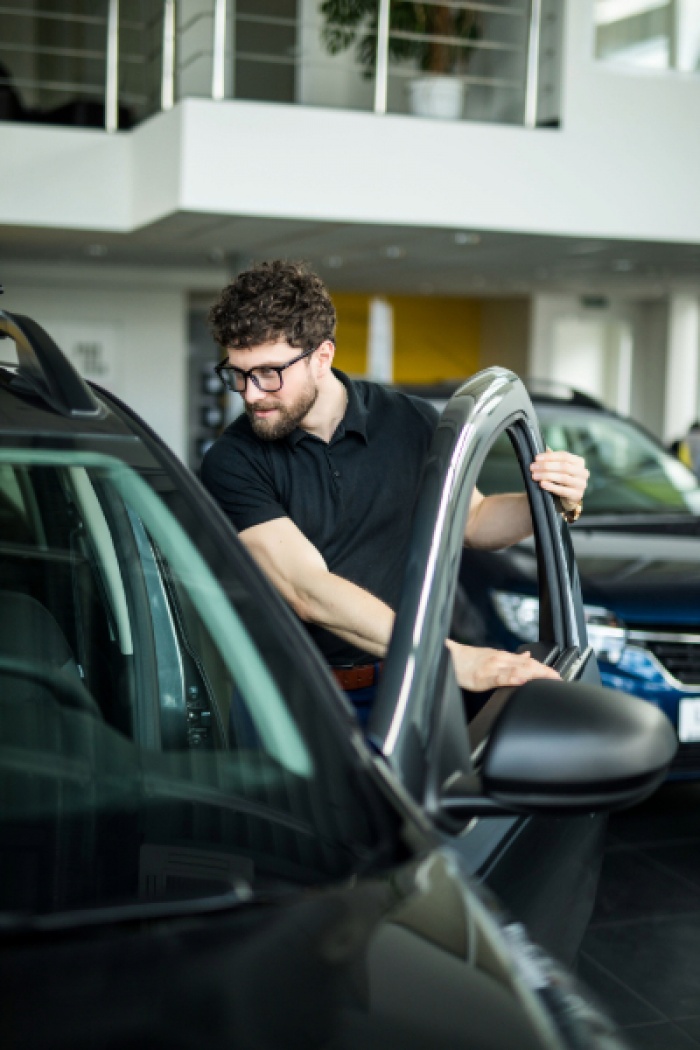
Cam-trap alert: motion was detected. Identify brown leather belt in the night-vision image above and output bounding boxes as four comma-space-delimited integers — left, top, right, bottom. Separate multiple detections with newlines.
331, 662, 384, 691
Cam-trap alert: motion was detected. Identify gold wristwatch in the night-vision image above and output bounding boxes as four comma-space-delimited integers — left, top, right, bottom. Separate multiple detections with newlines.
561, 500, 583, 524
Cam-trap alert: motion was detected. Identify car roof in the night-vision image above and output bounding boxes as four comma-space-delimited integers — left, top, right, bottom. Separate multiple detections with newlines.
523, 379, 605, 410
0, 309, 134, 439
393, 377, 607, 412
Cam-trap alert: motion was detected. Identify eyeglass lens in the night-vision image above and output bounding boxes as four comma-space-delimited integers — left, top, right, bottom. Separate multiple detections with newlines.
230, 367, 282, 393
217, 346, 315, 394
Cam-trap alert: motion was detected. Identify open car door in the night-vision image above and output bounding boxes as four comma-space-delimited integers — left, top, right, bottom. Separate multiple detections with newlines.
368, 368, 608, 964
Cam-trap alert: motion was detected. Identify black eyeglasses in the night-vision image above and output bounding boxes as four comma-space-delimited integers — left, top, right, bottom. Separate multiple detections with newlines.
214, 346, 316, 394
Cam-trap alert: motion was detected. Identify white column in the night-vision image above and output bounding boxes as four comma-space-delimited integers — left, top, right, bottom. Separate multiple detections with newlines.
366, 297, 394, 382
664, 294, 700, 444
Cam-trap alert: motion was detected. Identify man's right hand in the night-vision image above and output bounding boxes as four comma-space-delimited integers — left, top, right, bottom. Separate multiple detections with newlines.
447, 640, 561, 692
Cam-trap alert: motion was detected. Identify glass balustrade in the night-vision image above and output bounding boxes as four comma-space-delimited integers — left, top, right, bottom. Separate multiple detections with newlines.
0, 0, 563, 131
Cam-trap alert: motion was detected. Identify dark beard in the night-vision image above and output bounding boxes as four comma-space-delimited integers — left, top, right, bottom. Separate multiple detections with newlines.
246, 384, 318, 441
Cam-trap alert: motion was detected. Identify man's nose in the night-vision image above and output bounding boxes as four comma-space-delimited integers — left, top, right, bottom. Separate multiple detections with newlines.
242, 378, 268, 403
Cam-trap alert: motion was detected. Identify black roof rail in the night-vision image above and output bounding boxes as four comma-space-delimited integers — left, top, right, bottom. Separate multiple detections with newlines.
0, 309, 104, 418
523, 378, 605, 410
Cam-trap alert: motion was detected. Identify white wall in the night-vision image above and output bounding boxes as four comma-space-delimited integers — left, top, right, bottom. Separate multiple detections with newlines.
531, 293, 674, 439
530, 294, 639, 406
0, 124, 130, 231
1, 265, 195, 460
664, 294, 700, 444
632, 299, 668, 439
676, 0, 700, 71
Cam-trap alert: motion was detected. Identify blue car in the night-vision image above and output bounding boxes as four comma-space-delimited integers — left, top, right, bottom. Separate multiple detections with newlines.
444, 381, 700, 779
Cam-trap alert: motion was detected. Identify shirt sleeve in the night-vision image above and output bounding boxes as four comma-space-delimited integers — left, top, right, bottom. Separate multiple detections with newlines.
200, 432, 287, 533
404, 394, 441, 446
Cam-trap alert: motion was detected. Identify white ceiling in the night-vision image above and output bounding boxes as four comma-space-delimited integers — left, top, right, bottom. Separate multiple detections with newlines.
2, 212, 700, 299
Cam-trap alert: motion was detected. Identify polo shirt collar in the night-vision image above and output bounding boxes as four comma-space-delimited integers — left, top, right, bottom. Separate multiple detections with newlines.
285, 368, 369, 448
334, 369, 369, 442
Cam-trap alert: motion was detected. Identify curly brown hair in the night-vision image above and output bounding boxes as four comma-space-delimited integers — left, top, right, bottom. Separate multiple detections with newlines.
208, 259, 337, 351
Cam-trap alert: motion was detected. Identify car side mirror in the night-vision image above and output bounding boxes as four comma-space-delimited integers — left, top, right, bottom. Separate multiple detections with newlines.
438, 679, 677, 825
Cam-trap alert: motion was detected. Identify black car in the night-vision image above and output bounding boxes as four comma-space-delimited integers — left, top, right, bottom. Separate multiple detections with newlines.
0, 310, 676, 1049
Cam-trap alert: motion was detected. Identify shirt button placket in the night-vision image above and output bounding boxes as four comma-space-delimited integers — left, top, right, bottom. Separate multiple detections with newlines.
327, 449, 341, 487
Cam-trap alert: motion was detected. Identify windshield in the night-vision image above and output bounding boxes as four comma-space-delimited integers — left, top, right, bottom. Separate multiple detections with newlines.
478, 407, 700, 516
0, 450, 393, 920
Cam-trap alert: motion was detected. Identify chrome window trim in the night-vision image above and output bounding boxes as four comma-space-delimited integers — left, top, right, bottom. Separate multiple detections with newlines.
628, 629, 700, 646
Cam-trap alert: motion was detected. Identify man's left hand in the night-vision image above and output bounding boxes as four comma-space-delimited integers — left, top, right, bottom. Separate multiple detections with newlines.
529, 449, 589, 512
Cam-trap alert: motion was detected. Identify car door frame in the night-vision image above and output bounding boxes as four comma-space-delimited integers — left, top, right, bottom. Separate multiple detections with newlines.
369, 367, 592, 776
367, 368, 604, 963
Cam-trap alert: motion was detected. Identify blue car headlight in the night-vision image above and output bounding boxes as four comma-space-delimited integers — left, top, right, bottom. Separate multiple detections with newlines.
491, 591, 628, 665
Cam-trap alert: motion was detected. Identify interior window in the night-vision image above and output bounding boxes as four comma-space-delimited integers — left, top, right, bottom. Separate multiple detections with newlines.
0, 450, 395, 918
0, 462, 32, 544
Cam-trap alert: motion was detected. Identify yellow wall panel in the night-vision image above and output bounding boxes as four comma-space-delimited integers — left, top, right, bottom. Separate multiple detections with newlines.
331, 290, 481, 382
330, 292, 368, 376
389, 295, 481, 383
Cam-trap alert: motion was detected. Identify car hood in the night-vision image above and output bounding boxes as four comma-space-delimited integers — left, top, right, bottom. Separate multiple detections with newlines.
571, 516, 700, 625
0, 848, 617, 1050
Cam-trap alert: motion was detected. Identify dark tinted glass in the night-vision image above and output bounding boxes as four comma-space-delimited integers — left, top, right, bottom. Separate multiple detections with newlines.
0, 451, 395, 918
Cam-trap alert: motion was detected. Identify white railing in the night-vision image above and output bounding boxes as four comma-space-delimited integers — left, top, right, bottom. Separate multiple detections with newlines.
0, 0, 557, 132
0, 0, 163, 129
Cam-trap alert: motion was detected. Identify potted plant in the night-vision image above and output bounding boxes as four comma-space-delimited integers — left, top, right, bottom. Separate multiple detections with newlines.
319, 0, 482, 119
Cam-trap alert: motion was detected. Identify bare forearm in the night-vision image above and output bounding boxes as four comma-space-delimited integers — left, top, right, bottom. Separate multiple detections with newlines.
295, 570, 395, 657
240, 519, 396, 657
465, 492, 532, 550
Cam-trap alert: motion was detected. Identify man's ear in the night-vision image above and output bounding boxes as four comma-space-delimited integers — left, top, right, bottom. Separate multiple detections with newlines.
315, 339, 336, 376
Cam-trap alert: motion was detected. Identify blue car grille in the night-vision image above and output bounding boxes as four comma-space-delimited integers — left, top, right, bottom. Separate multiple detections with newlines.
628, 628, 700, 686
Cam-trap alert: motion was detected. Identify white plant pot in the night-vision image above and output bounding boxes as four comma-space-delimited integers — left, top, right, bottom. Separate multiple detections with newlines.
407, 75, 465, 120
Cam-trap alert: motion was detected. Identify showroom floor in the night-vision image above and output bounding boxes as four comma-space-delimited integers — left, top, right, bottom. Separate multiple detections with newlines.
579, 781, 700, 1049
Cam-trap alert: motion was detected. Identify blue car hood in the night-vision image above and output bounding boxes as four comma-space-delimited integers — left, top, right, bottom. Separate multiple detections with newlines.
570, 518, 700, 625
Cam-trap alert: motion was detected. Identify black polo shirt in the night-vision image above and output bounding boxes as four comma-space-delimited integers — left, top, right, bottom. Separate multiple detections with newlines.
201, 370, 439, 667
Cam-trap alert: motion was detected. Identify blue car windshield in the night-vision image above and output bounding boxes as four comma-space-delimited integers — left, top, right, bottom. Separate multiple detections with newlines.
478, 408, 700, 516
540, 408, 700, 516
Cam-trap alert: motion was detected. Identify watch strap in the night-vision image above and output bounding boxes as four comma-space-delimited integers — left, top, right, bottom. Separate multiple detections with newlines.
561, 501, 583, 524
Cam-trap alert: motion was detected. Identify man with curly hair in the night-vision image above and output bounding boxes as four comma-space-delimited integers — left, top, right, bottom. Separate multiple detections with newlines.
201, 260, 588, 724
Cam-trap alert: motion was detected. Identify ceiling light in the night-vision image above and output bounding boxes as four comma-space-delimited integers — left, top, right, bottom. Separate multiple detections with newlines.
454, 231, 480, 246
567, 241, 607, 255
